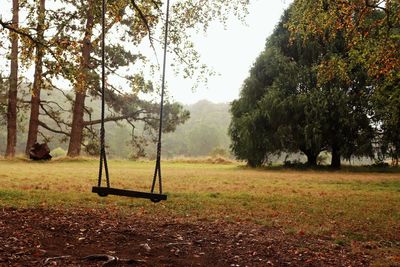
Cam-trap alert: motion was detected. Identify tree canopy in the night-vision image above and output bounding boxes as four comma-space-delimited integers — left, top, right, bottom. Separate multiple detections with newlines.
229, 2, 397, 168
0, 0, 250, 158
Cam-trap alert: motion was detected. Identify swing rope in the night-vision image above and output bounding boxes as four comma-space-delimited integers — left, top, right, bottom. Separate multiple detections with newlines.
97, 0, 170, 199
98, 0, 110, 189
151, 0, 170, 195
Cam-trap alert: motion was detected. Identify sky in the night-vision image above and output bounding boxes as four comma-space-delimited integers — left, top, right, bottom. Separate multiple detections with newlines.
167, 0, 293, 104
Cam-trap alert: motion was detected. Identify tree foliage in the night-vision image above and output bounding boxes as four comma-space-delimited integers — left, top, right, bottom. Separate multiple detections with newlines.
0, 0, 250, 157
288, 0, 400, 165
229, 8, 376, 168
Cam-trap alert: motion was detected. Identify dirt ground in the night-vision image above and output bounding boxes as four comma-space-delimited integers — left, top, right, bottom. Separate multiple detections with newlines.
0, 207, 373, 266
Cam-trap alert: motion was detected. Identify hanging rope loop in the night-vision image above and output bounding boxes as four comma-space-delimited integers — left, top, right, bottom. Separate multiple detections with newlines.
97, 0, 110, 190
95, 0, 170, 202
150, 0, 171, 197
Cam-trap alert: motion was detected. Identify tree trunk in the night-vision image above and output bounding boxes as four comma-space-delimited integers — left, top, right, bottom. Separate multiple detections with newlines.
5, 0, 19, 158
25, 0, 46, 156
67, 91, 86, 156
303, 150, 318, 167
306, 153, 317, 166
331, 144, 341, 169
67, 0, 94, 157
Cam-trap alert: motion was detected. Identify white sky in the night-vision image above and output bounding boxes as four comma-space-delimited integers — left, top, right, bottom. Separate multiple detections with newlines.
168, 0, 292, 104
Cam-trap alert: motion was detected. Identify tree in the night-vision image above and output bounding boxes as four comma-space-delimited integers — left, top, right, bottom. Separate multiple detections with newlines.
0, 0, 251, 157
229, 11, 321, 167
65, 0, 250, 157
229, 45, 294, 167
25, 0, 46, 155
230, 103, 270, 167
67, 0, 96, 157
5, 0, 19, 158
0, 75, 6, 122
1, 0, 81, 155
373, 79, 400, 166
229, 7, 374, 168
288, 0, 399, 80
161, 101, 231, 158
0, 76, 7, 153
288, 0, 400, 165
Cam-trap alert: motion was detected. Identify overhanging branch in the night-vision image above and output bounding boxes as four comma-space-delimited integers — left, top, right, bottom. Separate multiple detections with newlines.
38, 120, 70, 136
0, 19, 63, 63
83, 115, 135, 126
130, 0, 159, 65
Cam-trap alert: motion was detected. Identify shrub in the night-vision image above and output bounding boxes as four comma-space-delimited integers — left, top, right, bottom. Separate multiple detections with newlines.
50, 147, 67, 158
209, 147, 229, 158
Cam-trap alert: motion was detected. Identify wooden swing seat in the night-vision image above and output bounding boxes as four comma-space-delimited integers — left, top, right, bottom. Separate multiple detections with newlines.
92, 186, 167, 202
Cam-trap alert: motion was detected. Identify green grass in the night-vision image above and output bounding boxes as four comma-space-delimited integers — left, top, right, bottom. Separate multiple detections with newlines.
0, 159, 399, 246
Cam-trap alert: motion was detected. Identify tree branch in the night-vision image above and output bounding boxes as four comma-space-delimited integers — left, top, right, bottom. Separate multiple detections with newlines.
364, 0, 392, 29
40, 100, 69, 112
38, 120, 70, 136
40, 103, 67, 128
0, 19, 63, 64
130, 0, 160, 65
44, 77, 74, 101
83, 115, 134, 126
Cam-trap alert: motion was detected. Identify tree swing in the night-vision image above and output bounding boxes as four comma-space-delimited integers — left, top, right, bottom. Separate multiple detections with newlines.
92, 0, 171, 203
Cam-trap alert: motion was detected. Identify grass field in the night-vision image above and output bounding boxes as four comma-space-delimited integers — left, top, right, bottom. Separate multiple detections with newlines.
1, 159, 399, 261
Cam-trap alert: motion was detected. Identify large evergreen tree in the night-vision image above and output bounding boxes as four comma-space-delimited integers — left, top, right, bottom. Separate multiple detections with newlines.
5, 0, 19, 158
288, 0, 400, 166
229, 8, 375, 168
25, 0, 46, 155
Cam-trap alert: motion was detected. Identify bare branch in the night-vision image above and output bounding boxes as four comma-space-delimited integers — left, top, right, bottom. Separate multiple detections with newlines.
130, 0, 160, 65
39, 102, 70, 131
44, 77, 73, 100
150, 0, 161, 10
37, 130, 51, 143
83, 115, 134, 126
38, 120, 70, 136
40, 100, 69, 112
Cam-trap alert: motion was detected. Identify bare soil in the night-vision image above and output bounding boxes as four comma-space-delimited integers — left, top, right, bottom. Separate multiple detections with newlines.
0, 207, 372, 266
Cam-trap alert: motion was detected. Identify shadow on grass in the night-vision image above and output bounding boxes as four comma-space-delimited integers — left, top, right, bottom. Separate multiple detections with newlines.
239, 163, 400, 173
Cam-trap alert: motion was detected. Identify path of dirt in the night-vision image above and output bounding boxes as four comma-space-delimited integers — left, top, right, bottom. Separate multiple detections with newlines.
0, 208, 372, 266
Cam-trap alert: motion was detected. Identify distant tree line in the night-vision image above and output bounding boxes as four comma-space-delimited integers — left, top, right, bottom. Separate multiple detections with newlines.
0, 92, 231, 159
162, 100, 231, 158
230, 1, 400, 168
0, 0, 250, 158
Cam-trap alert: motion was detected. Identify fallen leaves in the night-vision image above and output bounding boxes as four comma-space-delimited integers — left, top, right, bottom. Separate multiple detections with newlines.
0, 207, 378, 266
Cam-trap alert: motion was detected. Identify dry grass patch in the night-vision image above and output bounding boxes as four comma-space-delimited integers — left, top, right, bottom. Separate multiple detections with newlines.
0, 160, 399, 257
167, 156, 237, 164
